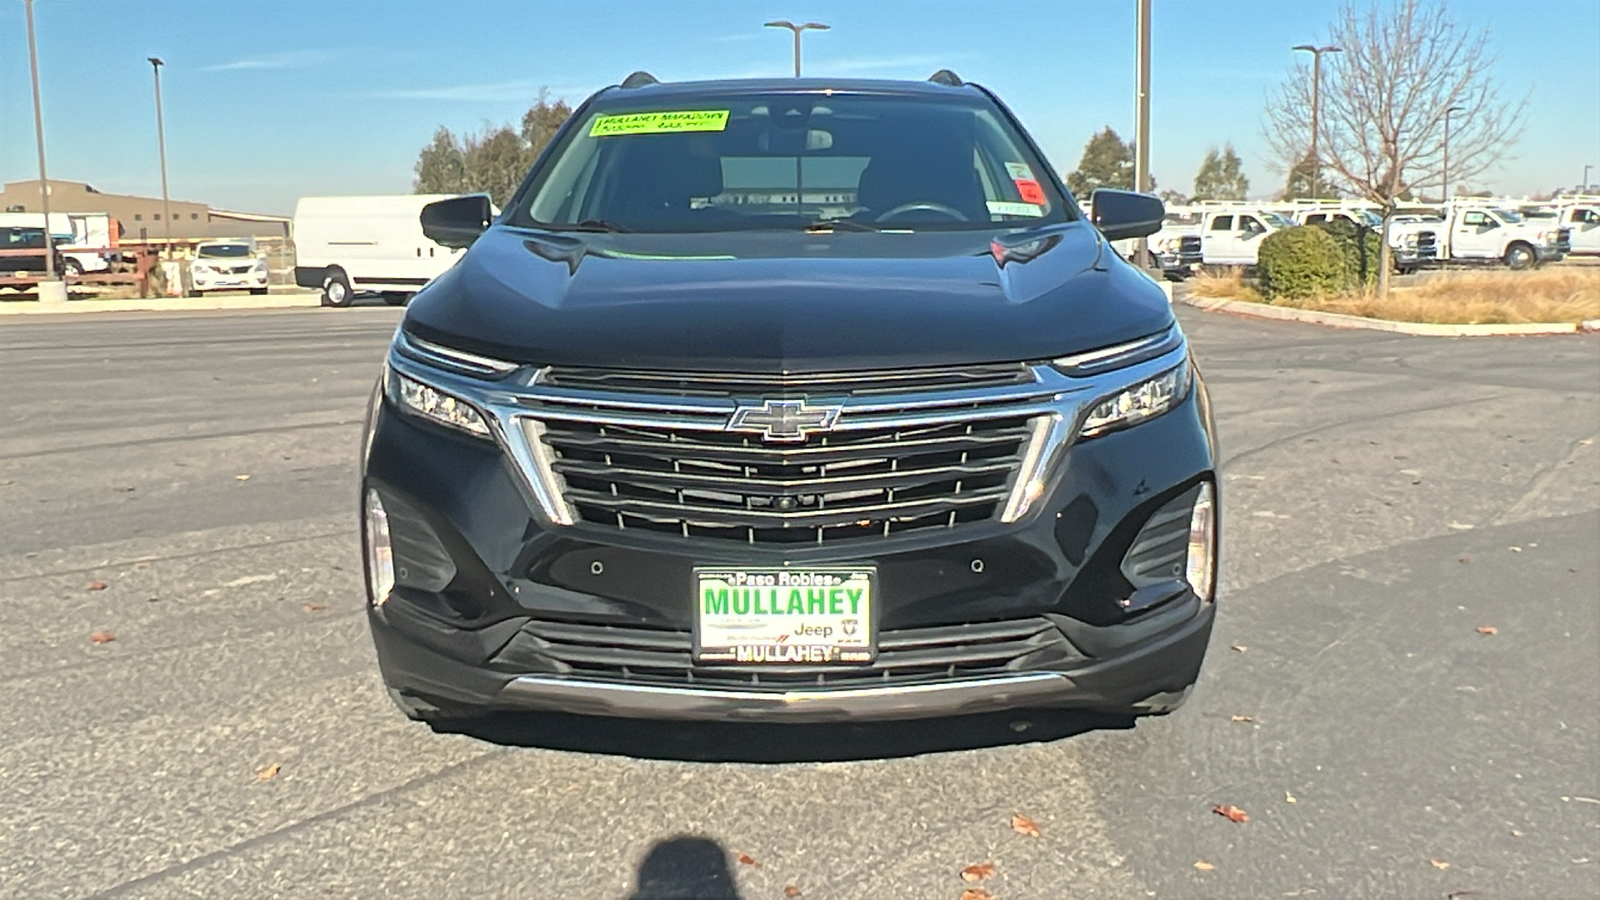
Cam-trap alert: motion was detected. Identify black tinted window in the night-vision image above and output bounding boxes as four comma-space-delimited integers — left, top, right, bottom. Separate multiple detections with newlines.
516, 93, 1071, 233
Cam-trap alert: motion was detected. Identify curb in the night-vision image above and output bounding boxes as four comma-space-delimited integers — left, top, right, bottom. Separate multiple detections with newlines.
1177, 294, 1591, 337
0, 292, 323, 316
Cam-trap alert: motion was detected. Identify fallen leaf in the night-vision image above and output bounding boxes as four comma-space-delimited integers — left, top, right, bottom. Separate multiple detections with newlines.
734, 852, 760, 868
302, 603, 327, 612
1010, 813, 1042, 837
960, 863, 997, 882
1429, 859, 1450, 869
87, 581, 108, 591
1458, 555, 1472, 564
89, 630, 116, 644
1212, 804, 1249, 823
1230, 715, 1254, 723
1510, 829, 1524, 837
1508, 546, 1521, 552
1193, 860, 1215, 871
1285, 790, 1297, 803
783, 887, 802, 899
235, 474, 251, 481
114, 485, 136, 492
1476, 626, 1498, 635
256, 762, 281, 781
1230, 644, 1247, 653
959, 890, 994, 900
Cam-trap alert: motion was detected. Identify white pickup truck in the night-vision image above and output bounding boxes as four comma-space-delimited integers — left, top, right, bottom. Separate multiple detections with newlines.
1292, 206, 1437, 273
1389, 204, 1567, 270
1529, 202, 1599, 257
1196, 208, 1296, 266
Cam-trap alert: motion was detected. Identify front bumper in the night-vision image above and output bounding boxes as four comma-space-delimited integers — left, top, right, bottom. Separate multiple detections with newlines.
362, 341, 1220, 722
193, 271, 268, 291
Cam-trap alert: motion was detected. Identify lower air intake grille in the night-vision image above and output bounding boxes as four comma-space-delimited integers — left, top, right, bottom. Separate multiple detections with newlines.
490, 616, 1081, 688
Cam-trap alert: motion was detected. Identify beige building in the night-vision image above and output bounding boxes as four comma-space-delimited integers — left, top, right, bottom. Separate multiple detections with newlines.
0, 179, 288, 243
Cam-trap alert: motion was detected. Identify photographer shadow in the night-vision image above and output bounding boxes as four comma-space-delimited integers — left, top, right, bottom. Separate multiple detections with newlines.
627, 835, 741, 900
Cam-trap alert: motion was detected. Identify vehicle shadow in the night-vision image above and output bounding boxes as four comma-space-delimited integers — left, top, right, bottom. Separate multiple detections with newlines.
435, 707, 1135, 763
627, 835, 741, 900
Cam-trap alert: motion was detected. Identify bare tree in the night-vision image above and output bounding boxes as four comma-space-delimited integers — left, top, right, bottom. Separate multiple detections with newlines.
1263, 0, 1524, 295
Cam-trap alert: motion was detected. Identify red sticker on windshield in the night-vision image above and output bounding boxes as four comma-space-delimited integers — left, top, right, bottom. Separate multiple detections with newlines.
1015, 179, 1045, 205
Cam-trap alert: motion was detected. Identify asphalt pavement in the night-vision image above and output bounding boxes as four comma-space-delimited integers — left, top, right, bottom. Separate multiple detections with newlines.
1, 306, 1596, 899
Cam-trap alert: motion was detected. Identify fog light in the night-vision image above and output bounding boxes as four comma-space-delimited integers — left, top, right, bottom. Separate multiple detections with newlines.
364, 488, 395, 605
1186, 481, 1216, 602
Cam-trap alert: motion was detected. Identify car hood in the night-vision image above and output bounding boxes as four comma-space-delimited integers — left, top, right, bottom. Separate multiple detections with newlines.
402, 222, 1175, 373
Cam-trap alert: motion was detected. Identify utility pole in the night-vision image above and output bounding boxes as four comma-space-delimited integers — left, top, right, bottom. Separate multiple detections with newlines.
24, 0, 58, 284
1442, 105, 1465, 202
764, 20, 828, 77
1133, 0, 1152, 267
149, 57, 173, 258
1292, 44, 1342, 200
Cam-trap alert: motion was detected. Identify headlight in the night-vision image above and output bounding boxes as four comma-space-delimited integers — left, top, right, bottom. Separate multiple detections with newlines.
391, 371, 492, 437
1078, 363, 1192, 438
192, 263, 213, 275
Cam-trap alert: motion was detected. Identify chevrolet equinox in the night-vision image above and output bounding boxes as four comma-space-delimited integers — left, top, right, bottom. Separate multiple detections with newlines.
360, 71, 1219, 723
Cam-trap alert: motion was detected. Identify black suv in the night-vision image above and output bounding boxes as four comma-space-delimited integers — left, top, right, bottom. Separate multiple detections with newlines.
362, 72, 1219, 723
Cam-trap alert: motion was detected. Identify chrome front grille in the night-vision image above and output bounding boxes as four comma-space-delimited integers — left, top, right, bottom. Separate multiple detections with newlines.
541, 414, 1034, 544
539, 363, 1036, 397
490, 616, 1082, 688
513, 363, 1066, 545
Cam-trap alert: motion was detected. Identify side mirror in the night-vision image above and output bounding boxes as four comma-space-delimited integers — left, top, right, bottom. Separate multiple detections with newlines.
421, 194, 494, 249
1089, 189, 1165, 240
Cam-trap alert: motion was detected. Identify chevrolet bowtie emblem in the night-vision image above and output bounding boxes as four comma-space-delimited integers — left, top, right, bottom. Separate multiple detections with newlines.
726, 399, 842, 442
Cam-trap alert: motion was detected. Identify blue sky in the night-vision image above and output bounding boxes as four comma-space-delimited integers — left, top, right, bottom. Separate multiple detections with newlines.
2, 0, 1596, 215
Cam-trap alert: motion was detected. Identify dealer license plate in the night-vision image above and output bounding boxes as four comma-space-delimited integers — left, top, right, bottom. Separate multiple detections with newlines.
693, 567, 875, 665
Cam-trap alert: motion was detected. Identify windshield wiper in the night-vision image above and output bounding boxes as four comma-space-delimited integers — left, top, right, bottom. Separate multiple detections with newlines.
805, 218, 884, 233
545, 219, 630, 233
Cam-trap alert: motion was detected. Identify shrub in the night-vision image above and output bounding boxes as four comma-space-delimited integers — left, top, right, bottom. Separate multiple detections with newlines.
1316, 219, 1383, 287
1256, 226, 1347, 300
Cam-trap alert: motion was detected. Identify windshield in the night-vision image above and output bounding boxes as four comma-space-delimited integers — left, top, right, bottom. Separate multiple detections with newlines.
1490, 208, 1524, 223
197, 243, 253, 258
1262, 212, 1295, 228
1356, 210, 1383, 227
515, 92, 1073, 233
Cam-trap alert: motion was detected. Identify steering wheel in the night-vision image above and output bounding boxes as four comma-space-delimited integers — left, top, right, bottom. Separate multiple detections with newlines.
875, 201, 969, 223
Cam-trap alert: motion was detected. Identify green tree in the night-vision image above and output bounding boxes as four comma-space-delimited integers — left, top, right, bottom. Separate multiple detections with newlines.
1158, 188, 1191, 206
412, 90, 573, 207
1066, 127, 1140, 197
1192, 144, 1249, 201
413, 127, 468, 195
1281, 154, 1341, 200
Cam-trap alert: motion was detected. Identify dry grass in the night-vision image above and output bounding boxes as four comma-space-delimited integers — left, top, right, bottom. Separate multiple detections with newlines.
1188, 268, 1263, 303
1202, 265, 1600, 325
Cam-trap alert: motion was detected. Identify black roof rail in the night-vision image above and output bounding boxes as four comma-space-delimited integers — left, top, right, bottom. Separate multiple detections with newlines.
620, 71, 659, 89
928, 69, 963, 87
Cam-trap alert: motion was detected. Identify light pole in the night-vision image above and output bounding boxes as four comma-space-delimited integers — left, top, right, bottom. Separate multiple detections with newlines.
148, 57, 173, 258
1292, 44, 1342, 200
764, 20, 828, 77
24, 0, 58, 284
1133, 0, 1152, 267
1442, 104, 1465, 202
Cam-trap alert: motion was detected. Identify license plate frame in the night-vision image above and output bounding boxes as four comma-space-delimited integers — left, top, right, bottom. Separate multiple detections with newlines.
692, 566, 877, 665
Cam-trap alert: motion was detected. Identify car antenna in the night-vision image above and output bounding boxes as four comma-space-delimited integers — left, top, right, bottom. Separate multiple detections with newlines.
620, 71, 659, 89
927, 69, 963, 87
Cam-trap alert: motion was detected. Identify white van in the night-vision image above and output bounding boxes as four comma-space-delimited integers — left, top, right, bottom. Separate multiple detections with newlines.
292, 195, 473, 307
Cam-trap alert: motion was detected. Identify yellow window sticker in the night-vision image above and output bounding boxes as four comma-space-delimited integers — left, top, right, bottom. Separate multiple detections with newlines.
589, 110, 730, 137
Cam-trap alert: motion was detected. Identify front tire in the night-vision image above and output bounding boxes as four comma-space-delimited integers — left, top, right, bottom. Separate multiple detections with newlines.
249, 287, 269, 296
1504, 242, 1535, 271
321, 269, 354, 307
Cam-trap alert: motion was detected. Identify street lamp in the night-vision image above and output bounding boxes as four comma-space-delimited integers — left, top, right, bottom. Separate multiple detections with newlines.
1442, 104, 1465, 202
23, 0, 59, 287
1292, 44, 1342, 200
764, 20, 829, 77
148, 57, 173, 258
